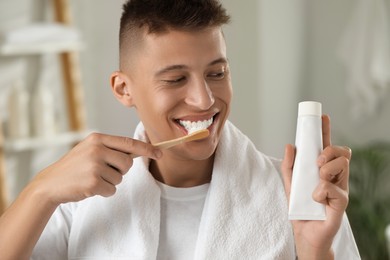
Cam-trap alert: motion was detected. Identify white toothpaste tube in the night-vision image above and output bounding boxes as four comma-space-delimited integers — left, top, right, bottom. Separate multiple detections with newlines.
288, 101, 326, 220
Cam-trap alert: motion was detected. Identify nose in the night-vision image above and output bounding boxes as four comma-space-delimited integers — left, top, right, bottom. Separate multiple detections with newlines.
184, 77, 215, 110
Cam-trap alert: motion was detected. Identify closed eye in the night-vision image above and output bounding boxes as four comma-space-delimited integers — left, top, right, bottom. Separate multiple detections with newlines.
163, 76, 186, 84
208, 71, 225, 80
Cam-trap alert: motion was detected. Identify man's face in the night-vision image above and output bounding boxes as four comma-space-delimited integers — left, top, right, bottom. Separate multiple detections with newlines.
123, 27, 232, 160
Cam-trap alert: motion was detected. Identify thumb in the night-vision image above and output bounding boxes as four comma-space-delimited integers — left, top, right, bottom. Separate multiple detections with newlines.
281, 144, 295, 200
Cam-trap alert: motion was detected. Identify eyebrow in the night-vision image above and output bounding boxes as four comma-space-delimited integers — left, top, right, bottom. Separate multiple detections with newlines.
208, 57, 228, 66
154, 57, 228, 77
155, 64, 187, 77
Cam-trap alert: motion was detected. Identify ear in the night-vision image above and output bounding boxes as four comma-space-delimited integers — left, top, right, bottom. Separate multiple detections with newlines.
110, 71, 134, 107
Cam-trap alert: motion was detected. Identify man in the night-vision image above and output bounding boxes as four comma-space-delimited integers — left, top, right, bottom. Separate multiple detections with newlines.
0, 0, 360, 259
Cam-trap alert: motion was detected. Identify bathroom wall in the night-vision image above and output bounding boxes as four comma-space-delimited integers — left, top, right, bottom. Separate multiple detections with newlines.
223, 0, 306, 158
71, 0, 138, 137
224, 0, 390, 156
304, 0, 390, 147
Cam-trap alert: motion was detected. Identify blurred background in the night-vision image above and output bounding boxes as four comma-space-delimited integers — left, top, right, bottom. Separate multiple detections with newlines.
0, 0, 389, 258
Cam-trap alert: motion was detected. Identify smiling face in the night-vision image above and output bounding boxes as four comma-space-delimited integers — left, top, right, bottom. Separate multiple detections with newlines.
112, 26, 232, 161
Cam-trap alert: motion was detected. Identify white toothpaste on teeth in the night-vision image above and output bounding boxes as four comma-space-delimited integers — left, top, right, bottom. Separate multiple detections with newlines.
179, 118, 213, 134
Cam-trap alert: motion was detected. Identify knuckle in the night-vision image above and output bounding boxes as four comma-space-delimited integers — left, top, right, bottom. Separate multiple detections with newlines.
142, 146, 153, 157
117, 175, 124, 185
113, 175, 123, 185
89, 163, 101, 174
85, 176, 101, 193
124, 157, 134, 172
123, 137, 135, 147
103, 186, 117, 197
319, 180, 330, 190
86, 132, 102, 143
339, 156, 350, 167
319, 167, 331, 180
324, 145, 334, 153
109, 186, 117, 196
85, 144, 104, 158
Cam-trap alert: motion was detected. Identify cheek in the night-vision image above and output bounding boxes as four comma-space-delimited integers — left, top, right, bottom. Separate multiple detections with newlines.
156, 93, 178, 108
213, 84, 233, 107
225, 87, 233, 104
137, 91, 179, 121
213, 85, 232, 134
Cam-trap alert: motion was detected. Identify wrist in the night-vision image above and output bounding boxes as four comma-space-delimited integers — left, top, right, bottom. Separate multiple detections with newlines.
23, 178, 60, 211
295, 240, 334, 260
297, 249, 334, 260
294, 233, 334, 260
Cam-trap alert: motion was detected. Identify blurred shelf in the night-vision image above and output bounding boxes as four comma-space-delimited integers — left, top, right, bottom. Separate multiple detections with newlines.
2, 130, 93, 152
0, 41, 84, 56
0, 23, 84, 56
0, 0, 87, 214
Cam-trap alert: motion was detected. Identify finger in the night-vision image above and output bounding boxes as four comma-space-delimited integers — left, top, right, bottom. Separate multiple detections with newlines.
313, 180, 348, 225
100, 166, 124, 186
319, 156, 350, 191
281, 144, 295, 199
83, 172, 117, 198
322, 114, 331, 148
86, 133, 162, 160
317, 145, 352, 167
95, 179, 117, 197
80, 140, 133, 175
103, 148, 134, 175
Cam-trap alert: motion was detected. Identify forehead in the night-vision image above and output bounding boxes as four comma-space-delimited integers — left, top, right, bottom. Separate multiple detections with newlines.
138, 27, 227, 69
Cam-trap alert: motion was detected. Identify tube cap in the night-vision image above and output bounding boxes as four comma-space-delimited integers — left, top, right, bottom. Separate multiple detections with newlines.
298, 101, 322, 116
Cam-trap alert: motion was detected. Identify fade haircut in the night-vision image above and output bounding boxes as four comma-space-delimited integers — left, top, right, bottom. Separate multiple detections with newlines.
119, 0, 230, 69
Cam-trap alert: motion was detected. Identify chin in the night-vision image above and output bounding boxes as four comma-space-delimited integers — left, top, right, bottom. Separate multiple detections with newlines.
190, 150, 215, 161
169, 140, 217, 161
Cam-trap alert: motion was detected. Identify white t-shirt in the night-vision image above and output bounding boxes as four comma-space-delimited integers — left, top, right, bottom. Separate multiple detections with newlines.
156, 181, 210, 260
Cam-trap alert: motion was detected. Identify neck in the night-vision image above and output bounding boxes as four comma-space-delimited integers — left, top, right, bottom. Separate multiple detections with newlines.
149, 153, 214, 187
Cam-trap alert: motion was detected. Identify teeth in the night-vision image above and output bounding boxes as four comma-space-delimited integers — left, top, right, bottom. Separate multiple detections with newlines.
179, 117, 213, 134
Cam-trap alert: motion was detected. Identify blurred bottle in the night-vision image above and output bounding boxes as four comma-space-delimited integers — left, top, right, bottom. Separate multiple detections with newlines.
32, 55, 58, 137
7, 80, 30, 139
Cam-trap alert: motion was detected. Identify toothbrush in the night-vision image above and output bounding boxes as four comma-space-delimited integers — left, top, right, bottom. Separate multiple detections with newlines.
152, 129, 209, 150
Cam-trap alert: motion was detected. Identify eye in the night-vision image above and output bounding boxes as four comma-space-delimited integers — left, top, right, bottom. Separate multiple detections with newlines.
162, 76, 186, 84
208, 71, 225, 80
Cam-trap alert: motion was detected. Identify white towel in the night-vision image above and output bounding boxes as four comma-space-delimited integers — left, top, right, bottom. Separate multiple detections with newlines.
193, 121, 295, 259
61, 121, 294, 259
34, 121, 295, 259
338, 0, 390, 118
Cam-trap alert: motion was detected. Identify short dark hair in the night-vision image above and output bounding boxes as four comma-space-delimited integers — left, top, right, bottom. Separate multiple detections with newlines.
119, 0, 230, 68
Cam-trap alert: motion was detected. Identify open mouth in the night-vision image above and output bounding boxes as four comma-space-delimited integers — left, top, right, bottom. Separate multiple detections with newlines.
175, 113, 218, 134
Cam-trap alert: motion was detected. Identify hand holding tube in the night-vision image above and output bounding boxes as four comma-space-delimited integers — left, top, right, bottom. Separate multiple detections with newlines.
282, 114, 351, 259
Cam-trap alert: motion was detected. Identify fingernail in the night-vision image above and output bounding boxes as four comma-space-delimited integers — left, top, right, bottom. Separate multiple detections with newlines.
317, 155, 326, 165
153, 149, 162, 159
